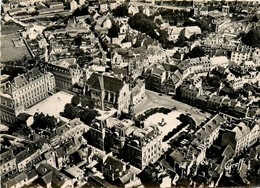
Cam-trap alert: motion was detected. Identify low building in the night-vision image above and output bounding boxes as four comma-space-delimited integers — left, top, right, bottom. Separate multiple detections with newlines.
102, 155, 137, 185
0, 74, 11, 84
55, 118, 89, 144
2, 172, 28, 188
99, 1, 109, 13
70, 0, 78, 12
49, 1, 64, 9
36, 163, 73, 188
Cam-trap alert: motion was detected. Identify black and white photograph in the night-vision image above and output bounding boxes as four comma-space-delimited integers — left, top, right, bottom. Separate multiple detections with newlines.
0, 0, 260, 187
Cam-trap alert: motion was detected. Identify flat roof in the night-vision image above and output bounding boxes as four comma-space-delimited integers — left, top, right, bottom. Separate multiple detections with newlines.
0, 124, 9, 132
96, 108, 117, 121
0, 74, 10, 81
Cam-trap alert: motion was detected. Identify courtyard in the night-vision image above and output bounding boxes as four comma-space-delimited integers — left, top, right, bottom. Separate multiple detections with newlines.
26, 91, 73, 121
144, 110, 182, 136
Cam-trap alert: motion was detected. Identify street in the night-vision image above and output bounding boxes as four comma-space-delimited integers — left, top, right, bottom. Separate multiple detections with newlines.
134, 90, 211, 125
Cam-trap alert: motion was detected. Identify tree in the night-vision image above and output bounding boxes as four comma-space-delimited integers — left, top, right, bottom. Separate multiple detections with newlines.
64, 103, 80, 119
112, 4, 128, 17
128, 13, 171, 48
81, 97, 88, 108
175, 29, 187, 47
251, 15, 259, 22
72, 5, 90, 16
108, 23, 120, 38
71, 95, 80, 106
241, 30, 260, 48
197, 18, 213, 32
79, 108, 98, 125
2, 137, 11, 147
89, 99, 95, 110
74, 35, 82, 46
186, 46, 206, 59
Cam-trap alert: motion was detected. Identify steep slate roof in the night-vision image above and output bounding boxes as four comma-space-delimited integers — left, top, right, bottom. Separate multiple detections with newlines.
195, 114, 224, 141
3, 172, 27, 188
233, 122, 251, 141
0, 149, 15, 165
162, 63, 178, 72
13, 68, 42, 89
87, 73, 124, 93
170, 149, 185, 164
104, 156, 125, 172
16, 148, 36, 164
36, 163, 71, 187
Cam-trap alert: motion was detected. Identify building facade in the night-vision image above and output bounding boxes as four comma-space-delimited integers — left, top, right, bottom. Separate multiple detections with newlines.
0, 149, 17, 177
86, 73, 130, 113
48, 58, 77, 91
126, 125, 163, 170
0, 68, 55, 125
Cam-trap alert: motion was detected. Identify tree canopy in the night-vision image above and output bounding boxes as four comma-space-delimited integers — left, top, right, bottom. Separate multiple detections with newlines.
241, 30, 260, 48
71, 95, 80, 106
108, 23, 120, 38
72, 5, 90, 16
112, 4, 129, 17
185, 46, 206, 59
128, 13, 172, 49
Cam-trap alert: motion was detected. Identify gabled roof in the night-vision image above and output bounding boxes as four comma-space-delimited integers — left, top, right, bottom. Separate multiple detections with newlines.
222, 144, 235, 158
104, 156, 125, 172
195, 114, 225, 141
12, 68, 42, 89
233, 122, 250, 140
170, 149, 185, 164
36, 163, 72, 187
162, 63, 178, 72
3, 172, 27, 187
87, 73, 124, 93
0, 149, 15, 165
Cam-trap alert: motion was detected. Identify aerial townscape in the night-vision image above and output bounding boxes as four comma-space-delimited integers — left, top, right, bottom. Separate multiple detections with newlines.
1, 0, 260, 187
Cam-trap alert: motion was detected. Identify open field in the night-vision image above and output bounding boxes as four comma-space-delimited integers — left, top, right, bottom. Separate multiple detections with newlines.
0, 24, 31, 62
